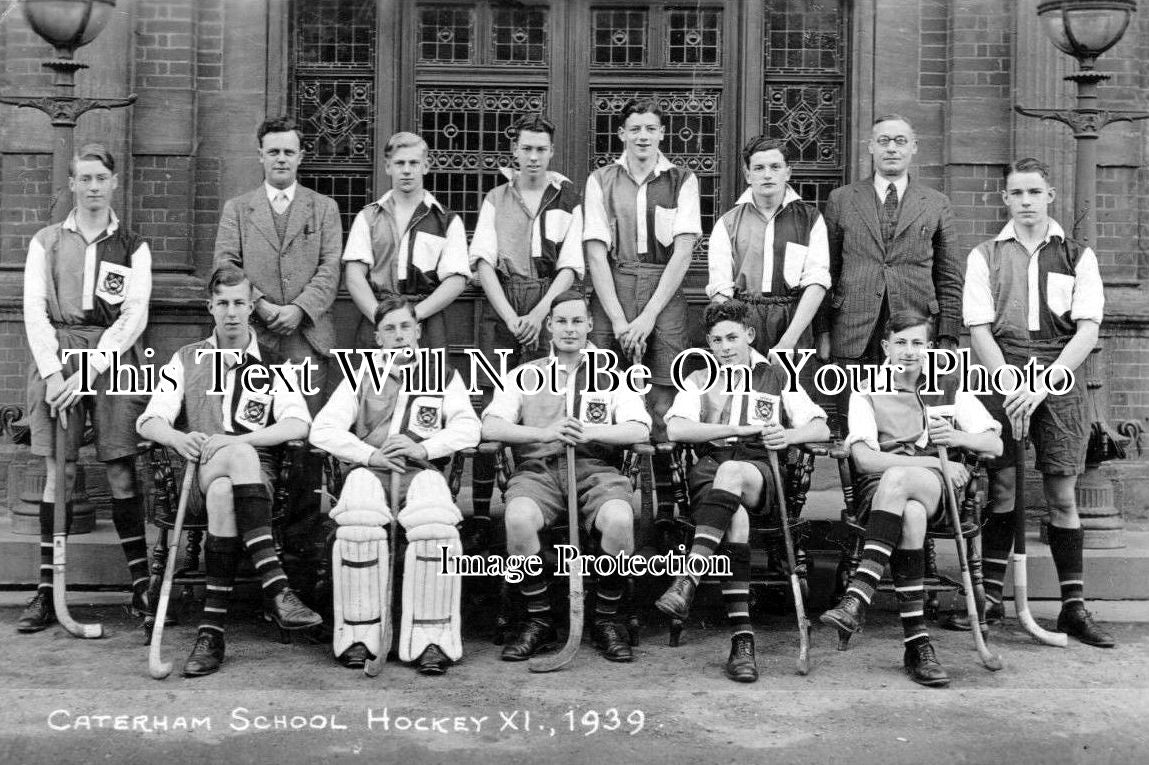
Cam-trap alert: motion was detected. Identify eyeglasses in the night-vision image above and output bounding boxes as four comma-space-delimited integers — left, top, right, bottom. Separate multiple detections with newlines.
874, 136, 912, 148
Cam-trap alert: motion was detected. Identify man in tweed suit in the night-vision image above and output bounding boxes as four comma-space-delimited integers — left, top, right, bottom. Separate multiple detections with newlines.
817, 115, 961, 392
213, 116, 343, 411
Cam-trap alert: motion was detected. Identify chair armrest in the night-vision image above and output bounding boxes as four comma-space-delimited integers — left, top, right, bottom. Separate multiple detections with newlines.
478, 441, 504, 455
630, 442, 654, 457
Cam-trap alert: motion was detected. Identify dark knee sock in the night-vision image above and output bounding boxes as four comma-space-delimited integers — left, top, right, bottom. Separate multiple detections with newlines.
688, 488, 741, 583
723, 543, 752, 637
980, 510, 1014, 605
232, 483, 288, 597
520, 567, 551, 621
111, 496, 149, 588
846, 509, 903, 604
199, 534, 241, 634
38, 501, 73, 591
595, 571, 624, 622
1048, 525, 1085, 607
653, 451, 676, 520
892, 548, 928, 648
470, 451, 496, 523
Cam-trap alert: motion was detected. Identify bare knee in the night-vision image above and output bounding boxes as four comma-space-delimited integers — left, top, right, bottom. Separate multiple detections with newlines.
713, 461, 747, 494
504, 499, 543, 553
205, 478, 236, 536
105, 459, 137, 498
899, 500, 927, 548
595, 500, 634, 554
1043, 475, 1077, 521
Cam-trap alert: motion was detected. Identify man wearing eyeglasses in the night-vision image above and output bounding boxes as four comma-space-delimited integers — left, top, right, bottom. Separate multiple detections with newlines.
816, 114, 961, 410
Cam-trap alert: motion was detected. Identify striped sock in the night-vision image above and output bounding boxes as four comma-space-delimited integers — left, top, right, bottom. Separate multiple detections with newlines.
688, 488, 741, 583
37, 501, 73, 592
653, 451, 676, 522
471, 451, 496, 523
892, 548, 928, 647
846, 509, 903, 604
980, 510, 1014, 606
723, 542, 752, 637
520, 568, 551, 621
232, 483, 288, 598
199, 534, 241, 634
1048, 525, 1085, 607
595, 571, 624, 621
111, 496, 149, 590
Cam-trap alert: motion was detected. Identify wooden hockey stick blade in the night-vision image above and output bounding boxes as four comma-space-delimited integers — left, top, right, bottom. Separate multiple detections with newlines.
149, 461, 197, 679
1013, 553, 1068, 647
937, 447, 1003, 670
52, 416, 102, 639
531, 445, 583, 673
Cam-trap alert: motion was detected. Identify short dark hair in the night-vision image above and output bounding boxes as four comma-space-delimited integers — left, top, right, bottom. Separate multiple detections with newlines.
207, 265, 251, 296
872, 113, 914, 132
1003, 157, 1052, 184
70, 143, 115, 175
884, 309, 933, 339
549, 290, 587, 316
257, 117, 303, 147
374, 295, 418, 328
741, 135, 790, 169
510, 114, 555, 142
618, 98, 662, 129
703, 300, 751, 334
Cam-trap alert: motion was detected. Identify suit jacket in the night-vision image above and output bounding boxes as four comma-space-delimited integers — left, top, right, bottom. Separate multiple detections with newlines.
213, 185, 343, 356
820, 177, 961, 358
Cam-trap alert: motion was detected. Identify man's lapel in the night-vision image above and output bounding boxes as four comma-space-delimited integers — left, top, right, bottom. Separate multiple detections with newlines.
849, 180, 883, 246
244, 190, 280, 249
893, 181, 928, 240
281, 187, 314, 250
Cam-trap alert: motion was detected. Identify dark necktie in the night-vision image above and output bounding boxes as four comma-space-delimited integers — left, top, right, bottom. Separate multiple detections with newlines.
881, 184, 898, 245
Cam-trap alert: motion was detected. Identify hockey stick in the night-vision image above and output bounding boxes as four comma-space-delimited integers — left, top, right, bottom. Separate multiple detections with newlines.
1012, 438, 1067, 647
530, 443, 583, 672
766, 451, 811, 675
52, 414, 103, 639
936, 445, 1003, 670
148, 458, 197, 679
365, 469, 401, 677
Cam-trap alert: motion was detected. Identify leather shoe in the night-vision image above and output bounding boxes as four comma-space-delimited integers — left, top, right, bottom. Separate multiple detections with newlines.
655, 576, 697, 621
820, 593, 866, 634
269, 588, 323, 631
903, 640, 950, 687
339, 643, 371, 668
17, 590, 55, 633
725, 633, 759, 683
183, 630, 226, 677
417, 644, 449, 675
940, 601, 1004, 632
593, 620, 634, 663
1058, 603, 1116, 648
501, 618, 558, 661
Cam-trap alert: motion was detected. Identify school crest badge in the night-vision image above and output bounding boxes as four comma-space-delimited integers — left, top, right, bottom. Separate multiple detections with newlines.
747, 393, 780, 427
234, 390, 272, 431
406, 396, 443, 439
94, 261, 131, 306
579, 393, 610, 425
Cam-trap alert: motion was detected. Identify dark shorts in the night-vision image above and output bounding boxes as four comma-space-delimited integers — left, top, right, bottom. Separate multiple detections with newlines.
156, 446, 280, 528
853, 467, 966, 531
736, 292, 808, 356
505, 454, 634, 533
686, 445, 778, 518
589, 262, 690, 385
478, 274, 553, 372
982, 383, 1087, 476
27, 346, 147, 463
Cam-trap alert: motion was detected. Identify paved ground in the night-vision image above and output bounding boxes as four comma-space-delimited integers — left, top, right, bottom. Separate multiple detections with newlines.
2, 591, 1148, 765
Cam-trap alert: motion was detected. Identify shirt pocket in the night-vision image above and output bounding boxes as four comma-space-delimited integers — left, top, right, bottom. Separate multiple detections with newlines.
94, 261, 131, 306
654, 205, 677, 248
411, 231, 445, 273
1046, 272, 1075, 317
782, 242, 808, 289
543, 209, 573, 247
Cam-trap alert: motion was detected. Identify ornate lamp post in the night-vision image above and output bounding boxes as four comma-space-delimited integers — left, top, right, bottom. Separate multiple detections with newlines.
1015, 0, 1149, 247
1017, 0, 1148, 549
0, 0, 135, 222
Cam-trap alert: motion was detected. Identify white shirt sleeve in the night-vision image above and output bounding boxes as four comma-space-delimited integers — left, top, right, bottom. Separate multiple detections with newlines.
843, 392, 880, 453
555, 205, 586, 279
270, 363, 313, 425
781, 383, 827, 429
341, 209, 376, 266
963, 246, 995, 327
664, 378, 704, 423
309, 378, 376, 466
436, 216, 473, 281
136, 352, 186, 433
673, 172, 703, 238
23, 235, 63, 379
92, 241, 153, 375
1070, 246, 1105, 324
581, 174, 611, 246
481, 377, 525, 425
705, 219, 735, 300
468, 196, 499, 271
421, 372, 481, 461
799, 214, 832, 290
610, 386, 653, 429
